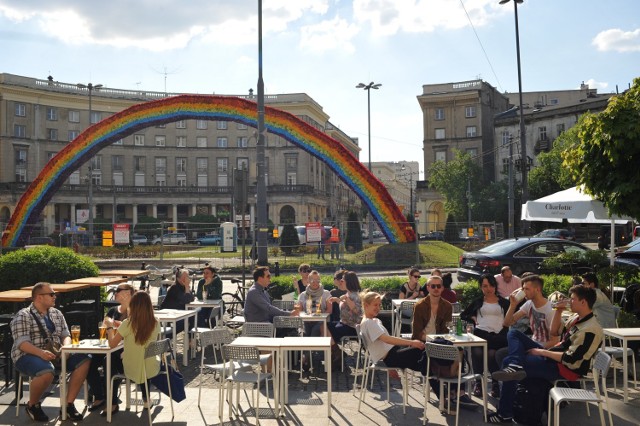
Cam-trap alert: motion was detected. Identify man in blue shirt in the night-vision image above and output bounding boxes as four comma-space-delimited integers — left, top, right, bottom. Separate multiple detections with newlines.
245, 266, 299, 323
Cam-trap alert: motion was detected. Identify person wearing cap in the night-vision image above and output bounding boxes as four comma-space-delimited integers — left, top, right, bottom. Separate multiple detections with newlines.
495, 266, 521, 298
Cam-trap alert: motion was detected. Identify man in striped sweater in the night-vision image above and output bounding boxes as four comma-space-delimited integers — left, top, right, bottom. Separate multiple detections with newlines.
487, 284, 603, 423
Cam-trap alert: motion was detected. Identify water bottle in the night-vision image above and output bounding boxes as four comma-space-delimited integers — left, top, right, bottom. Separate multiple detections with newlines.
455, 318, 463, 336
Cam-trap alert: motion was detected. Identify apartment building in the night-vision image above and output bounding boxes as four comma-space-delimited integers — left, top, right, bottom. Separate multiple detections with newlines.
0, 73, 361, 240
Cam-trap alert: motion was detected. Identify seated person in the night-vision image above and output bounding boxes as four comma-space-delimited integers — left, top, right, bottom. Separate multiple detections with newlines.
11, 282, 90, 422
399, 267, 423, 300
195, 265, 222, 327
328, 270, 347, 322
160, 268, 195, 334
245, 266, 299, 326
298, 270, 332, 336
581, 272, 616, 328
488, 285, 603, 423
327, 271, 363, 362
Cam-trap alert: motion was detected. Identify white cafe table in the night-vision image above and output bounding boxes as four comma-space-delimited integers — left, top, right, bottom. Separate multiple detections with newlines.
603, 327, 640, 403
60, 339, 122, 422
228, 336, 282, 416
280, 336, 332, 417
154, 309, 197, 366
427, 333, 488, 422
298, 312, 330, 335
186, 299, 222, 326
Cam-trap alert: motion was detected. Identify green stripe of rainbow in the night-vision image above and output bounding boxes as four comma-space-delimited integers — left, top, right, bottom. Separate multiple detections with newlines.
2, 95, 415, 247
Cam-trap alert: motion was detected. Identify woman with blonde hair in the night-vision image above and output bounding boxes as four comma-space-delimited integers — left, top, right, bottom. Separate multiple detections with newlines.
104, 291, 160, 409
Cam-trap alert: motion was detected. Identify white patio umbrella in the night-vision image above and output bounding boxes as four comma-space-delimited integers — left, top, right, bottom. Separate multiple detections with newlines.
521, 186, 633, 266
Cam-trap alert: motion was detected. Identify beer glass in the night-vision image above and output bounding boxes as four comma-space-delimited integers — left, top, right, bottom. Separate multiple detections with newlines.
71, 325, 81, 346
98, 322, 107, 346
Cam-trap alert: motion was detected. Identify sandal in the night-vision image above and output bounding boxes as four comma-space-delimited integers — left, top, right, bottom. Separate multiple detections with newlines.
487, 411, 513, 423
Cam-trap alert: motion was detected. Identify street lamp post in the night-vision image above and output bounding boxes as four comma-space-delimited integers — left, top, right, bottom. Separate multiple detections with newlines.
356, 81, 381, 245
255, 0, 268, 265
77, 82, 102, 246
500, 0, 528, 234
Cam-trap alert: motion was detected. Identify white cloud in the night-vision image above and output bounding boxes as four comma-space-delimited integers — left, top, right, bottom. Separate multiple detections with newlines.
300, 16, 360, 53
352, 0, 499, 36
592, 28, 640, 52
582, 79, 609, 91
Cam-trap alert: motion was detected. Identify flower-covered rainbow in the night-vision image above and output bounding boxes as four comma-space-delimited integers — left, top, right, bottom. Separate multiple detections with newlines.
2, 95, 415, 247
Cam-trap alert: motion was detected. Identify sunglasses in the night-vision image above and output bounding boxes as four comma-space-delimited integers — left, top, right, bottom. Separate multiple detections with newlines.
429, 284, 442, 289
301, 269, 311, 273
38, 292, 57, 297
115, 288, 128, 293
412, 275, 421, 279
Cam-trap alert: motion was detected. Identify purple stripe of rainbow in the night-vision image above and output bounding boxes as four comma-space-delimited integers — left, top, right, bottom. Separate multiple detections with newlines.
3, 95, 414, 247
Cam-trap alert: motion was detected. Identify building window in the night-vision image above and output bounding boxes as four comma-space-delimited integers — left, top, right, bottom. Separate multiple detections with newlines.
113, 139, 123, 145
466, 148, 478, 158
237, 137, 248, 148
556, 123, 565, 136
286, 172, 297, 185
14, 124, 26, 138
155, 157, 166, 175
434, 108, 444, 120
549, 98, 559, 105
217, 121, 227, 130
46, 107, 57, 121
465, 106, 476, 118
134, 156, 146, 172
68, 130, 79, 141
196, 120, 207, 130
196, 137, 208, 148
466, 126, 477, 137
134, 134, 145, 146
197, 158, 209, 187
176, 136, 186, 147
91, 155, 102, 171
435, 150, 446, 162
69, 110, 80, 123
217, 158, 228, 186
435, 128, 445, 139
15, 149, 28, 182
176, 176, 187, 187
15, 103, 26, 117
47, 151, 56, 161
155, 175, 166, 186
156, 123, 166, 128
176, 120, 186, 129
197, 158, 209, 174
237, 157, 249, 170
502, 131, 511, 146
216, 137, 227, 148
90, 111, 101, 124
285, 154, 297, 185
155, 135, 166, 147
112, 155, 123, 171
538, 126, 547, 141
176, 157, 187, 173
69, 171, 80, 185
237, 123, 248, 130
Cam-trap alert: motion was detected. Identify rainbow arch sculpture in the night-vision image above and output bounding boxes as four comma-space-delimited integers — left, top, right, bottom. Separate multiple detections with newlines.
2, 95, 415, 247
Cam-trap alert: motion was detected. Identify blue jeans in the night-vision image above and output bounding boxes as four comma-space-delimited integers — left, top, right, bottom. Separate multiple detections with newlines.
15, 353, 90, 378
498, 330, 561, 417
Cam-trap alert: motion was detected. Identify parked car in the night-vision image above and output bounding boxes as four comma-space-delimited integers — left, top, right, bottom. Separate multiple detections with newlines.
151, 233, 187, 245
420, 231, 445, 241
634, 225, 640, 241
195, 234, 221, 246
131, 234, 148, 245
533, 229, 576, 241
457, 237, 592, 282
27, 236, 54, 246
614, 242, 640, 269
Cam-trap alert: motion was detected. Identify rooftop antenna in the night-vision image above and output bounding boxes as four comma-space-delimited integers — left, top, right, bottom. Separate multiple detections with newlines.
150, 65, 180, 94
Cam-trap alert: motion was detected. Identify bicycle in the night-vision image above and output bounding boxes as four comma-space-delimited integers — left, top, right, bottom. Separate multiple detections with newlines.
220, 278, 251, 320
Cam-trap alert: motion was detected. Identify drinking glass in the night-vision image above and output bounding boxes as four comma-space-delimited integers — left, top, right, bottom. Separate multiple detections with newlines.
445, 321, 453, 336
306, 298, 313, 314
71, 325, 81, 346
98, 322, 107, 346
466, 323, 474, 337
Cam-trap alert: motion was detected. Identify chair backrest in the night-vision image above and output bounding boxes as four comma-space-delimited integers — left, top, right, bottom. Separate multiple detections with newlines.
145, 338, 171, 359
273, 300, 295, 310
242, 322, 275, 338
399, 301, 416, 317
200, 327, 235, 348
272, 316, 303, 336
425, 341, 460, 362
222, 345, 260, 363
593, 350, 612, 378
451, 302, 461, 314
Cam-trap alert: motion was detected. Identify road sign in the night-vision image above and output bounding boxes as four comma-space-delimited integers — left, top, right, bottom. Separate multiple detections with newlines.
306, 222, 322, 243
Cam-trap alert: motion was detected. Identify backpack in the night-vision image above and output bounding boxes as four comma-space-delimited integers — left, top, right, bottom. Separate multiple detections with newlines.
621, 283, 640, 314
512, 377, 552, 426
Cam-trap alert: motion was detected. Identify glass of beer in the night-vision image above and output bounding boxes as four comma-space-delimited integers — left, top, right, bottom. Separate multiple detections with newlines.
71, 325, 81, 346
98, 322, 107, 346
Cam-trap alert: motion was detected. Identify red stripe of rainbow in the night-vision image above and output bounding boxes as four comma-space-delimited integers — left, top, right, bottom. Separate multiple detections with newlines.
2, 95, 415, 247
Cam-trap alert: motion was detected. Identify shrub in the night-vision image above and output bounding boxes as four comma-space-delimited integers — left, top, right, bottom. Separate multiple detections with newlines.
455, 280, 483, 309
279, 224, 299, 255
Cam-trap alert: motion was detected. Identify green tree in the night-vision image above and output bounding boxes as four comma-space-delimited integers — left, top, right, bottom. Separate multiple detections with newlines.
564, 78, 640, 218
528, 119, 581, 199
428, 150, 483, 221
345, 211, 363, 252
279, 224, 299, 255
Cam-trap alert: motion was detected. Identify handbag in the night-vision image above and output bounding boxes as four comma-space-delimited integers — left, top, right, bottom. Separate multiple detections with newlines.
149, 352, 186, 402
29, 310, 62, 368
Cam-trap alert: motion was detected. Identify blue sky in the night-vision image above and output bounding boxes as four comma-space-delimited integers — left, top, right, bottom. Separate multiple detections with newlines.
1, 0, 638, 178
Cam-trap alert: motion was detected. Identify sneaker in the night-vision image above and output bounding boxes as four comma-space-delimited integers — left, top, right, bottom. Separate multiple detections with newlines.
451, 394, 476, 410
26, 403, 49, 422
492, 364, 526, 382
487, 411, 513, 423
61, 403, 84, 421
472, 380, 483, 397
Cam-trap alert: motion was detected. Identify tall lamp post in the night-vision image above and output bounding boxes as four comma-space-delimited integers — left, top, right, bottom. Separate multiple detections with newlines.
356, 81, 381, 245
77, 82, 102, 246
499, 0, 528, 234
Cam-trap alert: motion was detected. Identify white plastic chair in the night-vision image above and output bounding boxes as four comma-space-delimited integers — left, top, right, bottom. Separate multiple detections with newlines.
423, 342, 484, 426
273, 316, 308, 378
221, 345, 273, 424
241, 322, 274, 368
356, 324, 409, 414
394, 300, 416, 337
547, 351, 613, 426
109, 338, 174, 426
273, 300, 295, 311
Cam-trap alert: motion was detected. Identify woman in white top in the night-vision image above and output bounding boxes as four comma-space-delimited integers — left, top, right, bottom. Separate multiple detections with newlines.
360, 291, 426, 374
298, 271, 332, 336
